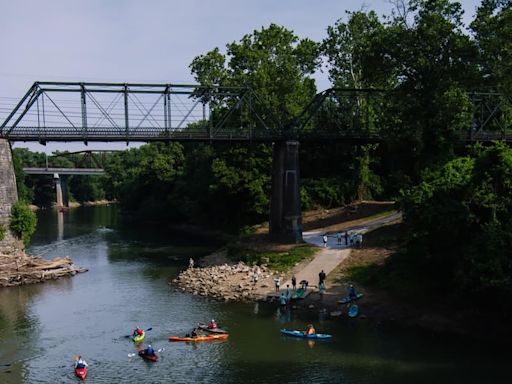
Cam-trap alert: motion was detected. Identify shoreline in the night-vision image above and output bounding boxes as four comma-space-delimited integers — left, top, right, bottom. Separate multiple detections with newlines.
171, 202, 512, 344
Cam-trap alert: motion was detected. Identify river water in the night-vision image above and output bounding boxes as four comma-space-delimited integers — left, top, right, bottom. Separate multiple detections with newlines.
0, 206, 510, 383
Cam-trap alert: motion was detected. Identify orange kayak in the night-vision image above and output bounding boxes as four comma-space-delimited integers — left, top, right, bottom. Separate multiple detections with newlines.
168, 334, 229, 342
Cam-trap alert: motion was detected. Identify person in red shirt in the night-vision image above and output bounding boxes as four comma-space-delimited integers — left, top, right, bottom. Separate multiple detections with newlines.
207, 319, 218, 329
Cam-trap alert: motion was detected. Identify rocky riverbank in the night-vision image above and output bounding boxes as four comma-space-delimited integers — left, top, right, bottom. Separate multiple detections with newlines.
172, 262, 283, 301
0, 253, 88, 287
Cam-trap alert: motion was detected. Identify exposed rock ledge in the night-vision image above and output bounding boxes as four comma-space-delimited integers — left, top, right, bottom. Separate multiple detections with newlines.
171, 262, 283, 302
0, 253, 88, 287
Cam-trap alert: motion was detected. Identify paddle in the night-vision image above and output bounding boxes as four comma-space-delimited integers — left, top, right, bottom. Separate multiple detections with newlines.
124, 327, 153, 338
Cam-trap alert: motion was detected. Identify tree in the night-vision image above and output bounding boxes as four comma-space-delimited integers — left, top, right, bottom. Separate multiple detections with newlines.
190, 23, 321, 129
400, 142, 512, 307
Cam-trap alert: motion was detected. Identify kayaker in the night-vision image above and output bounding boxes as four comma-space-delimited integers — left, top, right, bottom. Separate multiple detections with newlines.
144, 345, 155, 356
348, 284, 357, 301
75, 356, 88, 369
207, 319, 218, 329
305, 324, 316, 335
133, 326, 143, 337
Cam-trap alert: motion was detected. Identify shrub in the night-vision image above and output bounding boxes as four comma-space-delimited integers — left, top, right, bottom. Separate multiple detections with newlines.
10, 201, 37, 246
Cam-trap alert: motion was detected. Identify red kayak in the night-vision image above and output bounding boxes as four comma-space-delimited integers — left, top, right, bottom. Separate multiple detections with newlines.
138, 350, 159, 362
75, 367, 87, 379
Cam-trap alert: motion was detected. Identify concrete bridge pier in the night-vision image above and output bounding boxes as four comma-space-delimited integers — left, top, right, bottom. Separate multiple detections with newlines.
269, 141, 302, 243
53, 173, 69, 208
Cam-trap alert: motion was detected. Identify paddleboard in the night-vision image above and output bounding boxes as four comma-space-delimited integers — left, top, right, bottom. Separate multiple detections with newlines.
348, 304, 359, 318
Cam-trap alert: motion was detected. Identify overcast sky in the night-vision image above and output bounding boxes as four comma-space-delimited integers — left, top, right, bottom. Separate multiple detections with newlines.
0, 0, 482, 153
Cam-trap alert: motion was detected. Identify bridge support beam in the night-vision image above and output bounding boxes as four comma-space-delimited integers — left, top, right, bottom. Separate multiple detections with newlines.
269, 141, 302, 243
53, 174, 69, 208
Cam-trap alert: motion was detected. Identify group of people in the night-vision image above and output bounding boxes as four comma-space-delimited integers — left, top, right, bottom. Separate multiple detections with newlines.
322, 231, 363, 248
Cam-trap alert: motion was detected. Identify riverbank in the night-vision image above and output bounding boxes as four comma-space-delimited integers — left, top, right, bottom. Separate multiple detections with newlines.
171, 201, 395, 302
0, 252, 87, 287
172, 201, 512, 343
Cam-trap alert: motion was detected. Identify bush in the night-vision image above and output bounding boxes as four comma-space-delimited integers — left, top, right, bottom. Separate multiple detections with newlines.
10, 201, 37, 246
0, 224, 5, 241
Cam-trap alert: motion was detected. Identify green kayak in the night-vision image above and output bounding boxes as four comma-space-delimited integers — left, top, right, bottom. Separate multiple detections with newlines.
291, 288, 306, 300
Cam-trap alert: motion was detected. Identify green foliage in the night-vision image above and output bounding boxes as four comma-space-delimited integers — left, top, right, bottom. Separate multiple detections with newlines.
227, 243, 317, 272
0, 224, 5, 241
400, 142, 512, 308
191, 23, 320, 128
9, 201, 37, 246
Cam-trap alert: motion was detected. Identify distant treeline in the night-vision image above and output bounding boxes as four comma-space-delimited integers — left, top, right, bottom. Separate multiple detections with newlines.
12, 1, 512, 312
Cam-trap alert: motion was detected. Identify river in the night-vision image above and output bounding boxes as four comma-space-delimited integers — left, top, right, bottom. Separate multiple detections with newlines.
0, 205, 510, 383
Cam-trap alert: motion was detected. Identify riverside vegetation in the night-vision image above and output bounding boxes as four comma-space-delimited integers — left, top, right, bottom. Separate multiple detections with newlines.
11, 1, 512, 322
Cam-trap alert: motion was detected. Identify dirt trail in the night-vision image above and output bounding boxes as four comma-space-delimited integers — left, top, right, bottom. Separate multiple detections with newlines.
278, 211, 401, 294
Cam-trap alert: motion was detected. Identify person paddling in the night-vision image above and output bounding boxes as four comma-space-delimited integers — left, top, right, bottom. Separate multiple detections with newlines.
133, 326, 143, 337
75, 356, 88, 369
304, 324, 316, 336
207, 319, 218, 329
144, 345, 156, 356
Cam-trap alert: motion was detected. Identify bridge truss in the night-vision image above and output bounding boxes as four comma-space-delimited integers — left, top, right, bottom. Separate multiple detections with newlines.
0, 82, 510, 143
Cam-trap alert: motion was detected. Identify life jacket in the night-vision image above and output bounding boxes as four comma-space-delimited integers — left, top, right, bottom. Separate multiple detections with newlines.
208, 322, 217, 329
136, 329, 143, 336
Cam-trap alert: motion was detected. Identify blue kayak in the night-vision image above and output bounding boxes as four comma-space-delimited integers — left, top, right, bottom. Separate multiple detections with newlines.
348, 304, 359, 318
338, 292, 364, 304
280, 329, 332, 339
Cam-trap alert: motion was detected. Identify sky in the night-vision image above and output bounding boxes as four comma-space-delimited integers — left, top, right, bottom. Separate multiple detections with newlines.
0, 0, 482, 153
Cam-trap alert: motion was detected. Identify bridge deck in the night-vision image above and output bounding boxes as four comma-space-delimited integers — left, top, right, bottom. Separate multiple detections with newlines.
23, 167, 105, 175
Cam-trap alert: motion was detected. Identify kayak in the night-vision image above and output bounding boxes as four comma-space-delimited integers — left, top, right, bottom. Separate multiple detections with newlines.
348, 304, 359, 318
338, 292, 364, 304
198, 324, 229, 334
75, 367, 87, 380
291, 287, 306, 300
132, 331, 145, 343
280, 329, 332, 340
138, 350, 158, 362
169, 334, 229, 342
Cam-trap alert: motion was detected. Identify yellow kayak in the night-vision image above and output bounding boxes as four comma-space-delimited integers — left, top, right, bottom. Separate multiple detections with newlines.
132, 331, 145, 343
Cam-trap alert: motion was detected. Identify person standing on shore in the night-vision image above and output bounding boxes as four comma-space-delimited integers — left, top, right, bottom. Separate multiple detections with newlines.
291, 275, 297, 291
189, 258, 194, 269
344, 231, 349, 245
318, 270, 326, 286
274, 278, 280, 292
337, 232, 342, 245
323, 234, 328, 247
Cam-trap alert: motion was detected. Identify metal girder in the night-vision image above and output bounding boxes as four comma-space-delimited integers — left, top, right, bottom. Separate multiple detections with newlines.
1, 83, 510, 143
0, 82, 273, 143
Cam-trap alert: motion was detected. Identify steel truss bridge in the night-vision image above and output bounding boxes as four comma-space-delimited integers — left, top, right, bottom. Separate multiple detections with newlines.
1, 82, 510, 143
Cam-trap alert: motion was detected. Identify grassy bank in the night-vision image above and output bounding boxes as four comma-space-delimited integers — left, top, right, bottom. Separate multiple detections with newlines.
226, 242, 317, 272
